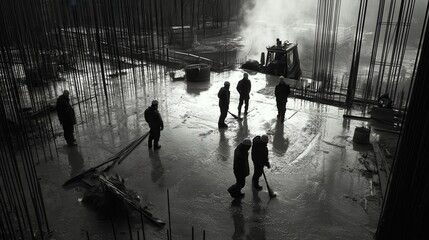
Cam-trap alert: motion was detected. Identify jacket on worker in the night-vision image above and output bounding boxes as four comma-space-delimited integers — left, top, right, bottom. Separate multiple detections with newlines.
275, 82, 291, 103
251, 136, 269, 168
218, 86, 230, 108
144, 106, 164, 129
237, 78, 251, 99
56, 95, 76, 125
233, 143, 251, 178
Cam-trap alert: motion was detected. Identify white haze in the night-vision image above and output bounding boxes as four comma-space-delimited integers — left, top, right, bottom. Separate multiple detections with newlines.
238, 0, 362, 76
237, 0, 426, 98
238, 0, 318, 61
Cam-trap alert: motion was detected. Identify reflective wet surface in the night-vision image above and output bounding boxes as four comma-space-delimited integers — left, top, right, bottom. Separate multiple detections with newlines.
37, 67, 381, 239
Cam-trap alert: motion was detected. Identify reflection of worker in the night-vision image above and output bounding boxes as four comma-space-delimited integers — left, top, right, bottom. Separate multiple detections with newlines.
231, 205, 245, 239
149, 149, 164, 186
66, 147, 84, 177
218, 128, 231, 161
273, 122, 289, 154
218, 81, 230, 128
228, 139, 252, 198
275, 76, 291, 121
236, 73, 251, 117
251, 135, 270, 190
248, 188, 267, 240
235, 114, 249, 141
56, 90, 77, 146
144, 100, 164, 150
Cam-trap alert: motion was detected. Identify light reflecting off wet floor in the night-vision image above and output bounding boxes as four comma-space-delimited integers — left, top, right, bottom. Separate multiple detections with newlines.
39, 68, 381, 240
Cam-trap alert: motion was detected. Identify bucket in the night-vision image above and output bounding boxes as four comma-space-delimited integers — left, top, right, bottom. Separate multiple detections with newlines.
185, 64, 210, 82
353, 127, 371, 144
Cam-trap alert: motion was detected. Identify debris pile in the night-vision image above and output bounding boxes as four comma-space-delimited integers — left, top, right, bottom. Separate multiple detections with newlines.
62, 132, 165, 227
81, 174, 140, 211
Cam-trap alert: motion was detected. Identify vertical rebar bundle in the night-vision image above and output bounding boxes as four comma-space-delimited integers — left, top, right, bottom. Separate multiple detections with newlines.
345, 0, 368, 108
375, 3, 429, 236
312, 0, 342, 99
366, 0, 417, 108
1, 1, 240, 239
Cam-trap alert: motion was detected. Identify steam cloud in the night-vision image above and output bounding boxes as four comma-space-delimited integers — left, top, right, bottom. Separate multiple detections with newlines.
237, 0, 363, 76
238, 0, 318, 61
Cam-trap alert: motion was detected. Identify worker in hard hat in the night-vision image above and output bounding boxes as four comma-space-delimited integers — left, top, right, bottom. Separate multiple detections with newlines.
56, 90, 77, 146
228, 139, 252, 198
144, 100, 164, 150
218, 81, 231, 128
275, 76, 291, 122
236, 73, 251, 117
251, 135, 271, 190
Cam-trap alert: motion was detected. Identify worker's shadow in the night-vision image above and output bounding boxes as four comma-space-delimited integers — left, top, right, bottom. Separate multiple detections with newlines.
247, 189, 267, 240
230, 199, 245, 240
218, 128, 231, 161
235, 116, 249, 143
149, 150, 164, 186
273, 122, 289, 155
66, 147, 84, 178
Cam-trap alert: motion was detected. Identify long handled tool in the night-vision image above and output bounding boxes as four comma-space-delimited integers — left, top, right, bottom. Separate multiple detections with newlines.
228, 111, 243, 121
63, 155, 119, 186
262, 170, 277, 198
63, 132, 150, 186
103, 131, 150, 172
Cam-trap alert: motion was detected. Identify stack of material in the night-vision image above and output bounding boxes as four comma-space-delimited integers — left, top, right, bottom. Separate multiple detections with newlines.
62, 132, 165, 226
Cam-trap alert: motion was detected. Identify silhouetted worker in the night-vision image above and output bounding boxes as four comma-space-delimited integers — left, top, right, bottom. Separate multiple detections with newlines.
251, 135, 271, 190
236, 73, 251, 117
144, 100, 164, 150
218, 81, 230, 128
228, 139, 252, 198
378, 93, 393, 108
56, 90, 77, 146
275, 76, 291, 121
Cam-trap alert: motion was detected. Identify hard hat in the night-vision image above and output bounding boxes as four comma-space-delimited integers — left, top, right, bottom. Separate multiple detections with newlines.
242, 139, 252, 146
152, 100, 159, 105
224, 81, 230, 86
261, 135, 269, 143
279, 76, 285, 81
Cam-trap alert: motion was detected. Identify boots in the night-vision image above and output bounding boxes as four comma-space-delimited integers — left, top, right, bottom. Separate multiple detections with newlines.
154, 140, 161, 150
228, 185, 245, 198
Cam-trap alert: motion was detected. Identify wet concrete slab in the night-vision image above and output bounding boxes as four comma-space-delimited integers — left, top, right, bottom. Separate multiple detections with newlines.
37, 67, 381, 239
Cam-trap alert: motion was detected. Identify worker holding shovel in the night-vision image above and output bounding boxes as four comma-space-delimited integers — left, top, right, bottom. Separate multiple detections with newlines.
251, 135, 271, 190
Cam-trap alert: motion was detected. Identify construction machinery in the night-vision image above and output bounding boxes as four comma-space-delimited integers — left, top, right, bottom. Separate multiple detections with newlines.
241, 39, 302, 80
